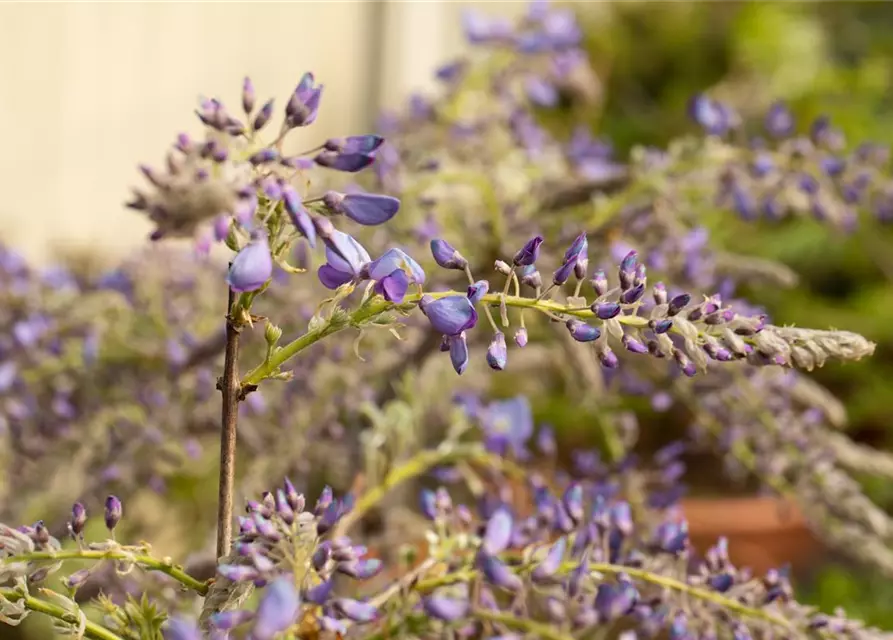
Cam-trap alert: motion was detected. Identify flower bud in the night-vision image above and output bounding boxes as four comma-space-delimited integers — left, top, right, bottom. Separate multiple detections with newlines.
69, 502, 87, 538
566, 319, 600, 342
486, 332, 507, 371
430, 239, 468, 270
512, 236, 544, 267
263, 323, 283, 348
514, 327, 528, 347
104, 495, 122, 531
591, 269, 608, 296
494, 260, 512, 275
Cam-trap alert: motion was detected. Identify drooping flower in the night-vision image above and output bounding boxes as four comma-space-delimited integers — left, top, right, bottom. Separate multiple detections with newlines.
419, 295, 478, 336
317, 231, 371, 290
430, 238, 468, 270
323, 191, 400, 225
365, 248, 426, 303
449, 332, 469, 375
251, 577, 301, 640
227, 232, 274, 293
486, 332, 507, 370
480, 396, 534, 459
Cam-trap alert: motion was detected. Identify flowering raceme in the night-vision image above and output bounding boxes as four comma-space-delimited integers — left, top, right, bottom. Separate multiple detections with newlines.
2, 2, 893, 639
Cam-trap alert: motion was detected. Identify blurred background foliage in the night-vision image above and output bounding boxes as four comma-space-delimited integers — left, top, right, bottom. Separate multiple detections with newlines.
549, 0, 893, 627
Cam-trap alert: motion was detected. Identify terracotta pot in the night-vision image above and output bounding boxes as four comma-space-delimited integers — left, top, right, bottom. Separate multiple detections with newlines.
681, 495, 823, 575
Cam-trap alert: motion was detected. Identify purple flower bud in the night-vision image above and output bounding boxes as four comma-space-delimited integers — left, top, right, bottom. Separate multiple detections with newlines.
337, 558, 382, 580
618, 251, 638, 290
312, 544, 331, 571
241, 77, 256, 115
552, 258, 576, 286
673, 350, 697, 377
227, 234, 273, 293
315, 486, 333, 514
420, 489, 437, 520
210, 610, 254, 631
304, 579, 335, 605
525, 76, 559, 107
313, 150, 376, 173
482, 507, 513, 555
423, 594, 470, 622
104, 496, 122, 531
65, 569, 91, 590
449, 332, 469, 375
620, 283, 645, 304
323, 191, 400, 226
430, 239, 468, 271
69, 502, 87, 538
651, 319, 673, 334
514, 327, 528, 347
512, 236, 544, 267
478, 552, 523, 592
486, 332, 508, 371
334, 598, 378, 623
667, 294, 690, 316
249, 148, 279, 165
282, 186, 316, 248
652, 282, 667, 305
419, 295, 478, 336
218, 564, 259, 582
252, 99, 274, 131
531, 537, 566, 583
688, 94, 730, 135
562, 484, 584, 524
163, 618, 202, 640
765, 101, 794, 138
519, 264, 543, 288
591, 269, 608, 296
592, 302, 620, 320
622, 334, 648, 354
597, 345, 619, 369
565, 318, 600, 342
285, 72, 323, 128
252, 577, 300, 640
536, 425, 556, 456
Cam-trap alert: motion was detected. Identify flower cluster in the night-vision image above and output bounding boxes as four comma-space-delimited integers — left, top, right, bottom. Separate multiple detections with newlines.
688, 95, 893, 229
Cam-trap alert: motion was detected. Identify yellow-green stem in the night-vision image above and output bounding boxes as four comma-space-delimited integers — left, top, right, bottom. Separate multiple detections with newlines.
1, 550, 208, 595
241, 291, 648, 388
0, 588, 124, 640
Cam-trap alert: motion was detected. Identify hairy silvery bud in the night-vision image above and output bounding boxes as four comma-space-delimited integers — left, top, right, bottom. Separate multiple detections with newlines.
494, 260, 512, 275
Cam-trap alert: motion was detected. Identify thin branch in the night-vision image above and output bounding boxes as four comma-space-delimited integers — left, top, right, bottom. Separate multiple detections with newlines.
0, 588, 124, 640
216, 286, 242, 559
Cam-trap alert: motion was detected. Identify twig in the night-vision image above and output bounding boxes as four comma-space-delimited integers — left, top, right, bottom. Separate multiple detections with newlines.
216, 286, 242, 559
0, 588, 124, 640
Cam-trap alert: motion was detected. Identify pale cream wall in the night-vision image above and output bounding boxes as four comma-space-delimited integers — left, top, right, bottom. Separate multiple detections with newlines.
0, 1, 529, 264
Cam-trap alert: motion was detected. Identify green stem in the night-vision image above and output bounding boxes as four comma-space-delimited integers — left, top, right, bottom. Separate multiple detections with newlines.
241, 291, 648, 387
1, 550, 208, 595
0, 588, 124, 640
417, 562, 795, 632
475, 608, 575, 640
332, 444, 527, 538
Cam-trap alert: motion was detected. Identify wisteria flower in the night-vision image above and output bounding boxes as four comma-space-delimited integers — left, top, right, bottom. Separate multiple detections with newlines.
317, 230, 371, 289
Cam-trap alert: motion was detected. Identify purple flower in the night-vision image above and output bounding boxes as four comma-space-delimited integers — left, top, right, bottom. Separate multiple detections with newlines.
210, 610, 254, 631
478, 552, 523, 591
313, 150, 376, 173
324, 135, 384, 154
163, 618, 201, 640
323, 191, 400, 225
366, 248, 426, 303
525, 76, 558, 107
486, 332, 507, 371
285, 72, 323, 127
482, 507, 513, 555
467, 280, 489, 305
481, 396, 534, 459
227, 233, 273, 293
419, 295, 478, 335
765, 101, 794, 138
334, 598, 378, 623
317, 230, 371, 290
449, 332, 469, 375
688, 94, 729, 135
531, 537, 566, 583
251, 577, 300, 639
423, 593, 470, 621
